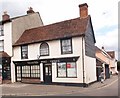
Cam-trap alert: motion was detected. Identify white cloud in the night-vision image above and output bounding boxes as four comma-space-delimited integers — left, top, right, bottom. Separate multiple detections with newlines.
95, 28, 118, 59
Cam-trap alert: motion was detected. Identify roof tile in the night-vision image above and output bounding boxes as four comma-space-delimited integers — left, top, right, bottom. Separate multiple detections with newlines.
14, 15, 90, 46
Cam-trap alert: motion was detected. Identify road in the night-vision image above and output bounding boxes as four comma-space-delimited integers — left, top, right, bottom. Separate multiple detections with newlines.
1, 75, 119, 97
54, 76, 119, 96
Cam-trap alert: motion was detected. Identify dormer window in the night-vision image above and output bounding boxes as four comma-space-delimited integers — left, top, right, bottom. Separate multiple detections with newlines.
0, 25, 4, 36
40, 42, 49, 56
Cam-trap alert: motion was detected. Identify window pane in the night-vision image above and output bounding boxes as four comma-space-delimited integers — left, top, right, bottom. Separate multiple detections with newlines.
62, 46, 71, 53
67, 62, 77, 77
57, 63, 66, 77
62, 39, 71, 46
40, 43, 49, 56
61, 39, 72, 54
21, 45, 28, 59
0, 25, 3, 36
0, 40, 4, 51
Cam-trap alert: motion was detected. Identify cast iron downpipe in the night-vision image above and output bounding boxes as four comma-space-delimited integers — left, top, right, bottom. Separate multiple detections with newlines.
82, 37, 85, 87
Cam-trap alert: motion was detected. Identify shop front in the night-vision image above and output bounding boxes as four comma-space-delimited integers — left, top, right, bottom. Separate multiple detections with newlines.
13, 56, 79, 84
0, 52, 11, 84
14, 60, 41, 83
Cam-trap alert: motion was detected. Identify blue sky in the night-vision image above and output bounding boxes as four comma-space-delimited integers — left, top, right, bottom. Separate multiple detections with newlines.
0, 0, 119, 59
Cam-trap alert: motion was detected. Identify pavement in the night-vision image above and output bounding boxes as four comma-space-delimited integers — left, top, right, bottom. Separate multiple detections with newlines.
89, 75, 119, 89
0, 75, 119, 96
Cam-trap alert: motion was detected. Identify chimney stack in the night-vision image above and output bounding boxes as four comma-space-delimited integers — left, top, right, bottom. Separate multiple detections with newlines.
79, 3, 88, 18
102, 46, 104, 50
2, 11, 10, 21
27, 7, 35, 14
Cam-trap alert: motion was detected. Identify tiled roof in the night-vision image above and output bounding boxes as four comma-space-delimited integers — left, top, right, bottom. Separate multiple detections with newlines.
95, 46, 101, 52
14, 15, 90, 46
107, 51, 115, 58
0, 52, 10, 58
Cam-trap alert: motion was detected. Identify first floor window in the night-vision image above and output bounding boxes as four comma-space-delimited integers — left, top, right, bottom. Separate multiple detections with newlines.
40, 42, 49, 56
0, 25, 4, 36
57, 62, 77, 78
61, 38, 72, 54
0, 40, 4, 51
21, 45, 28, 59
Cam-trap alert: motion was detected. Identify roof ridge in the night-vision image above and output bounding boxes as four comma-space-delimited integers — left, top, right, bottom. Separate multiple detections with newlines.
25, 16, 90, 32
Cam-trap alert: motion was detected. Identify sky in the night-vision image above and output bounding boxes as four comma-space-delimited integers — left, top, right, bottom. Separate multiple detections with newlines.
0, 0, 119, 60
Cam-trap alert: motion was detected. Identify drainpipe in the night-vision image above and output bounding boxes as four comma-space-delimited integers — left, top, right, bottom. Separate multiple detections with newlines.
82, 37, 85, 87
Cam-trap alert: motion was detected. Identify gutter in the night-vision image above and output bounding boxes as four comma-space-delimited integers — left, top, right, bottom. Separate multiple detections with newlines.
82, 37, 85, 87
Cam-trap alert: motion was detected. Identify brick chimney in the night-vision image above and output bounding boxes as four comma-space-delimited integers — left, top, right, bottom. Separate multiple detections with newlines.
2, 11, 10, 21
27, 7, 35, 14
79, 3, 88, 18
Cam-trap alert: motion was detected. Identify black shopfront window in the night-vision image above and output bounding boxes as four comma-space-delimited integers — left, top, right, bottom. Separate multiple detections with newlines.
21, 45, 28, 59
40, 42, 49, 56
57, 62, 77, 78
16, 65, 40, 82
61, 38, 72, 54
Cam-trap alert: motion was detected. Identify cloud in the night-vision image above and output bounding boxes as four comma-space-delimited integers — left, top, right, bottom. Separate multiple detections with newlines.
95, 28, 118, 59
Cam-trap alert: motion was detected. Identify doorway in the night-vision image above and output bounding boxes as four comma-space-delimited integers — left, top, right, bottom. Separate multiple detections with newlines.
43, 63, 52, 83
105, 64, 110, 79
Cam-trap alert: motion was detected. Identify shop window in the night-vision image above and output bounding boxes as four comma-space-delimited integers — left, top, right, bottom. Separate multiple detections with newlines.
18, 65, 40, 79
0, 25, 4, 36
57, 63, 66, 77
61, 38, 72, 54
57, 62, 77, 78
0, 40, 4, 51
22, 66, 30, 78
21, 45, 28, 59
31, 65, 40, 78
16, 66, 21, 81
40, 42, 49, 56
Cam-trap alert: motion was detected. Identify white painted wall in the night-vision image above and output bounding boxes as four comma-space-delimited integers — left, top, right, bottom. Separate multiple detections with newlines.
11, 61, 16, 83
12, 37, 84, 83
13, 37, 83, 61
4, 22, 12, 56
84, 55, 96, 84
12, 36, 96, 84
40, 63, 43, 82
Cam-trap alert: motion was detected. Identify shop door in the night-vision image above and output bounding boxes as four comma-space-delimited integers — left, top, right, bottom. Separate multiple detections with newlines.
43, 64, 52, 83
96, 67, 102, 81
105, 64, 110, 79
2, 64, 11, 80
